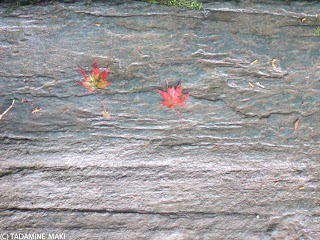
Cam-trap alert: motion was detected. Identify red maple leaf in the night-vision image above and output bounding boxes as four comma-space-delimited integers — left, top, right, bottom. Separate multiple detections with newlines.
156, 78, 190, 128
77, 59, 111, 114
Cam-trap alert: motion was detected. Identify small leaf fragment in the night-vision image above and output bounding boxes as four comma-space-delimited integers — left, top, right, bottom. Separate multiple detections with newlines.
144, 142, 149, 147
62, 106, 70, 112
101, 111, 111, 119
313, 26, 320, 36
31, 107, 42, 113
271, 59, 277, 69
294, 118, 299, 131
255, 82, 265, 88
250, 59, 258, 64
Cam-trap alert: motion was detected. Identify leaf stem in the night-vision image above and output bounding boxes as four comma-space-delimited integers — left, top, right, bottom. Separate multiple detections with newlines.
173, 105, 183, 128
96, 88, 107, 112
0, 99, 15, 120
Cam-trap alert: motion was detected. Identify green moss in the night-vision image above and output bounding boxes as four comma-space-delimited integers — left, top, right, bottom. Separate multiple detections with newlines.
20, 164, 43, 169
140, 0, 203, 10
314, 26, 320, 36
12, 224, 27, 229
6, 7, 12, 16
5, 0, 45, 16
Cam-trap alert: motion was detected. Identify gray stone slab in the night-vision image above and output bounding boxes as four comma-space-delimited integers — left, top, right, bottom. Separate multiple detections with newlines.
0, 0, 319, 239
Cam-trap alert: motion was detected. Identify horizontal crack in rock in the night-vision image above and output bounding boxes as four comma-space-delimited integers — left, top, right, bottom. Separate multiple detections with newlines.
2, 207, 259, 218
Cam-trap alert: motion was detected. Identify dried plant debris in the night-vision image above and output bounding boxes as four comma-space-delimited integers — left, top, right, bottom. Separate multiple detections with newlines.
31, 107, 42, 113
250, 59, 258, 64
255, 82, 265, 89
0, 99, 15, 120
101, 111, 111, 119
294, 119, 299, 132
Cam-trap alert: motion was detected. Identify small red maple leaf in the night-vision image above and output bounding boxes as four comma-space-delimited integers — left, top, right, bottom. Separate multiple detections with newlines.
77, 59, 111, 114
156, 78, 190, 128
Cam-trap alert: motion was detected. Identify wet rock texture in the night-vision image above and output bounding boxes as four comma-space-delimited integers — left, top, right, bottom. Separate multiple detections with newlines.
0, 0, 320, 239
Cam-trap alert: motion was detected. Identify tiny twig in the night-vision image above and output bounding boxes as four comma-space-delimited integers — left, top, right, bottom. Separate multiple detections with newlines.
96, 88, 107, 112
174, 105, 183, 128
0, 99, 15, 120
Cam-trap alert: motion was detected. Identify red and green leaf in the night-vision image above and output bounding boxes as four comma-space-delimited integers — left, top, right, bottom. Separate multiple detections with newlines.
76, 59, 111, 114
77, 59, 111, 91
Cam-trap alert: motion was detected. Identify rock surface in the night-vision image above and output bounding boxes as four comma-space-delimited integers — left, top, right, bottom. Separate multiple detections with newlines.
0, 0, 319, 239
